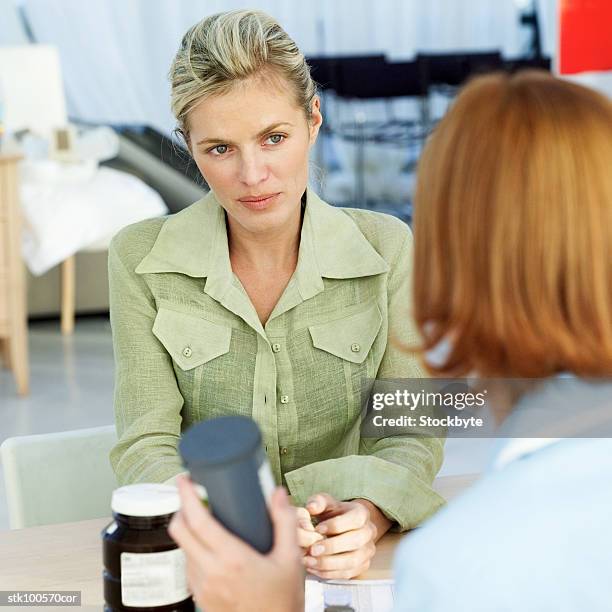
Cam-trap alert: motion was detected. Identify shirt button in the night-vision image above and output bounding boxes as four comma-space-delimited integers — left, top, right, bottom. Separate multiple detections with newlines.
280, 395, 289, 404
182, 346, 193, 358
272, 343, 281, 353
281, 447, 288, 455
351, 343, 361, 353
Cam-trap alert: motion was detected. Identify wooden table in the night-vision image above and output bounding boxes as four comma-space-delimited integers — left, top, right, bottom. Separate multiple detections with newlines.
0, 474, 477, 608
0, 152, 29, 395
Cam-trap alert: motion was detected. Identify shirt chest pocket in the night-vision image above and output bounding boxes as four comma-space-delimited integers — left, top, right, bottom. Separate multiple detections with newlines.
152, 307, 232, 371
308, 303, 383, 365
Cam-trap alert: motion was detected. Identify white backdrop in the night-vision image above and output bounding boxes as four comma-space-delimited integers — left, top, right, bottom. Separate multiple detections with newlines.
0, 0, 29, 44
13, 0, 559, 134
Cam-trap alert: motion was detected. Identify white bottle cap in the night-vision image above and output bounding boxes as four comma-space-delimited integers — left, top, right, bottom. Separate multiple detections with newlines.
111, 483, 181, 517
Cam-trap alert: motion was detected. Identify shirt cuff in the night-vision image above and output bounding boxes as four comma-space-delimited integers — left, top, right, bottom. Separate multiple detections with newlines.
162, 470, 189, 487
284, 455, 445, 531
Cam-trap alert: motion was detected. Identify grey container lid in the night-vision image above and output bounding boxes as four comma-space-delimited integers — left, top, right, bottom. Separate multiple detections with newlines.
179, 416, 262, 468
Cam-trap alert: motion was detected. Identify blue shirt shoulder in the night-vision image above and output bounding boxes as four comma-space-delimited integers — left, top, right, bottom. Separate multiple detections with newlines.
393, 437, 612, 612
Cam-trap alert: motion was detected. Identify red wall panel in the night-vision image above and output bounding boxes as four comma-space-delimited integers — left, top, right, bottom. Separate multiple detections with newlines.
559, 0, 612, 74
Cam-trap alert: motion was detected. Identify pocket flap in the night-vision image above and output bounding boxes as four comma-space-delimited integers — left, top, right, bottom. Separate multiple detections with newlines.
309, 304, 382, 364
153, 308, 231, 371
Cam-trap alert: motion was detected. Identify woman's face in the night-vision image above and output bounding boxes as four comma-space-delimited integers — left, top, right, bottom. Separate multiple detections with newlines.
187, 76, 322, 236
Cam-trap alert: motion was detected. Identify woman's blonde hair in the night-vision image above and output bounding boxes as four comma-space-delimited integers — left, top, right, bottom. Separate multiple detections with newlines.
169, 9, 317, 139
413, 70, 612, 377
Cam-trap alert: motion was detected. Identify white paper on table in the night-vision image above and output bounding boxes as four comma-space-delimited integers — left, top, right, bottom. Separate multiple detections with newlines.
305, 577, 395, 612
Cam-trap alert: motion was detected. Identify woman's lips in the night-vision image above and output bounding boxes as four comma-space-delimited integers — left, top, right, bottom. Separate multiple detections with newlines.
237, 193, 280, 210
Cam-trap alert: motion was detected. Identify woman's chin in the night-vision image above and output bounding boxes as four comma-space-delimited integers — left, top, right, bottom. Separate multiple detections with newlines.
226, 197, 301, 234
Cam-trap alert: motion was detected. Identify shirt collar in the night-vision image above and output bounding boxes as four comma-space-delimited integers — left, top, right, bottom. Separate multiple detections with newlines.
492, 437, 561, 471
135, 189, 389, 296
491, 376, 612, 470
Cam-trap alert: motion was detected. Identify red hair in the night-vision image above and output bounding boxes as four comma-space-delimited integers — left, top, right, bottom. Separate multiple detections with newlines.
413, 71, 612, 377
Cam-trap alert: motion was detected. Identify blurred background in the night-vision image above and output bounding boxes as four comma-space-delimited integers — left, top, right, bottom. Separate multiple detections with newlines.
0, 0, 610, 529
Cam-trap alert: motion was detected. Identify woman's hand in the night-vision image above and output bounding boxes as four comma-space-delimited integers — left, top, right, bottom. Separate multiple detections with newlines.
302, 493, 392, 580
296, 506, 325, 551
168, 475, 303, 612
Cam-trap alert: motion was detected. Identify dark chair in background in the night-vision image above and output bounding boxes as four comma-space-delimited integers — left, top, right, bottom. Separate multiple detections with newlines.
416, 51, 504, 89
331, 59, 429, 209
305, 51, 551, 214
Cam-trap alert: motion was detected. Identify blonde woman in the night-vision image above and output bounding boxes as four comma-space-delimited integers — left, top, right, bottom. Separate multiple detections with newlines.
170, 72, 612, 611
109, 9, 443, 580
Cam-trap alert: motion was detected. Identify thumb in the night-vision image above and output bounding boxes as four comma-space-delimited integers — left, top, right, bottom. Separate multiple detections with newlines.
270, 487, 299, 556
305, 492, 338, 516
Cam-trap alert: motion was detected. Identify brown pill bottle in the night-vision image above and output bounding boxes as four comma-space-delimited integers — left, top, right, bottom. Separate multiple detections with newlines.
102, 484, 194, 611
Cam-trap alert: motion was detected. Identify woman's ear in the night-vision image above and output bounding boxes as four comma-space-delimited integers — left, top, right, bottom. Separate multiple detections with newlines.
309, 96, 323, 146
176, 128, 192, 156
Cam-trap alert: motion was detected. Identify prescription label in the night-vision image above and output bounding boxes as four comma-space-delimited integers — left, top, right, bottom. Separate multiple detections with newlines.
120, 549, 190, 607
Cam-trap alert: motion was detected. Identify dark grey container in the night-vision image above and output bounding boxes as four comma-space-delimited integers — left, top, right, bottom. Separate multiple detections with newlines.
179, 416, 274, 554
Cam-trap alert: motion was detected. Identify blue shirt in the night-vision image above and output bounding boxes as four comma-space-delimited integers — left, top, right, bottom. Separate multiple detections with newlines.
393, 378, 612, 612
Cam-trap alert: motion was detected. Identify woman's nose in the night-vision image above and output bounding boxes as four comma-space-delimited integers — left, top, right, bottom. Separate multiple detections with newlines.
238, 152, 269, 186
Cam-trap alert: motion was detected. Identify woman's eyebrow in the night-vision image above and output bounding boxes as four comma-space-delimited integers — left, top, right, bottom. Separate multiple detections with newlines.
196, 122, 294, 147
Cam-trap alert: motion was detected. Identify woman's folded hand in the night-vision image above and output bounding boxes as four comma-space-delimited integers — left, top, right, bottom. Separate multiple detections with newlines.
300, 493, 387, 580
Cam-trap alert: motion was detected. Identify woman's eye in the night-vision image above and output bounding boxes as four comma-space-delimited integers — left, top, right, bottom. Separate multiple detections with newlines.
265, 134, 285, 145
209, 144, 228, 155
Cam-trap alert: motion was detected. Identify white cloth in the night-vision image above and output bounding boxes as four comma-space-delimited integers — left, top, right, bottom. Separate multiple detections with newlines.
74, 126, 120, 163
20, 160, 168, 275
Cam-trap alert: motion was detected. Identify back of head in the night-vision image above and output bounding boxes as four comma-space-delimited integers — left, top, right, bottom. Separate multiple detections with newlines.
169, 9, 317, 139
413, 71, 612, 377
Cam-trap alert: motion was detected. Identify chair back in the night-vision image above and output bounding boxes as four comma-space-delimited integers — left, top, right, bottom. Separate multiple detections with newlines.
0, 425, 118, 529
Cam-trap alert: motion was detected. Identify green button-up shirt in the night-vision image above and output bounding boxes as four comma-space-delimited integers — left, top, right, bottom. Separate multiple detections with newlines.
108, 190, 444, 530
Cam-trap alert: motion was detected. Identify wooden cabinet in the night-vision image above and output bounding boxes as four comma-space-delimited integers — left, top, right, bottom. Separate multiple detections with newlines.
0, 153, 29, 395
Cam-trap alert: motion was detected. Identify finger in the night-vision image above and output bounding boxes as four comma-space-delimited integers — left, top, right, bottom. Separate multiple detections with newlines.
295, 507, 315, 530
168, 511, 215, 569
299, 519, 317, 532
176, 475, 247, 555
270, 487, 300, 557
303, 542, 375, 572
316, 503, 369, 536
305, 493, 341, 517
308, 563, 371, 580
297, 527, 325, 549
309, 525, 373, 557
186, 563, 205, 608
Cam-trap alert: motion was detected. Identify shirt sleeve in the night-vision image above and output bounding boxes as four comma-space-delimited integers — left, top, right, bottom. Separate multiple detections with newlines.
285, 228, 445, 530
108, 234, 186, 485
